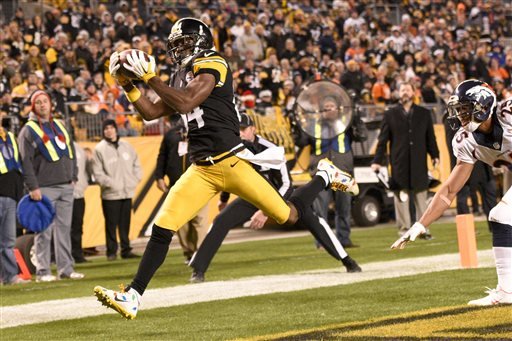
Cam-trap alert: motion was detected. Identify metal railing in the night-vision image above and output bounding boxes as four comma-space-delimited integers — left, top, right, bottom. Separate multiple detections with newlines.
63, 101, 166, 141
2, 101, 446, 145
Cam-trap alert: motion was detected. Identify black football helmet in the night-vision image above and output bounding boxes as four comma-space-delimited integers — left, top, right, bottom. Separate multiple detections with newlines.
447, 79, 497, 132
167, 18, 214, 67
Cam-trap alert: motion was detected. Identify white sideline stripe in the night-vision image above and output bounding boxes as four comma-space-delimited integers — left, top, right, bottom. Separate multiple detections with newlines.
1, 250, 494, 329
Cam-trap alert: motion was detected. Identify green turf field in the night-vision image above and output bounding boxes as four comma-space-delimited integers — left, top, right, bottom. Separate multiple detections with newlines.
2, 221, 511, 340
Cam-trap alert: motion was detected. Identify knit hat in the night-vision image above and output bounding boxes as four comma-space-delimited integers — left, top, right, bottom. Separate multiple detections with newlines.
30, 90, 65, 144
102, 119, 118, 132
30, 90, 51, 115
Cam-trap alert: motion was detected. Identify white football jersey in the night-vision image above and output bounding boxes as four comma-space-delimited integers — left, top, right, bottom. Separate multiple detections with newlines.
452, 99, 512, 169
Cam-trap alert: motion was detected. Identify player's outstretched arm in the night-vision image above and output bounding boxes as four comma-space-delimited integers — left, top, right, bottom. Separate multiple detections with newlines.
391, 160, 474, 249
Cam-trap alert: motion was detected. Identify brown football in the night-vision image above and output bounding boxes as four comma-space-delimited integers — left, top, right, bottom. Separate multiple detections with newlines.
116, 49, 151, 80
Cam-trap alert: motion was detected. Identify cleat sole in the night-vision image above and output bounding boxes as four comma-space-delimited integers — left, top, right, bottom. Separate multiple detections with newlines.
93, 286, 136, 320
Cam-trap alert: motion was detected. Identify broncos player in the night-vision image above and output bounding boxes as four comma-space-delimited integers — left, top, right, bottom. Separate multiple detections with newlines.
94, 18, 358, 319
392, 79, 512, 306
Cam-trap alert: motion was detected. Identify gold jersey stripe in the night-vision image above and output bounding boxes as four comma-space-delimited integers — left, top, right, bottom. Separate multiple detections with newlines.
193, 59, 228, 86
194, 55, 227, 64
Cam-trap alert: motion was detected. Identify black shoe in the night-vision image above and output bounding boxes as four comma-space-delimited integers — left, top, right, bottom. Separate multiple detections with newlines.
190, 270, 205, 283
74, 257, 89, 264
342, 242, 360, 248
83, 247, 99, 256
122, 252, 140, 259
107, 255, 117, 261
341, 256, 362, 273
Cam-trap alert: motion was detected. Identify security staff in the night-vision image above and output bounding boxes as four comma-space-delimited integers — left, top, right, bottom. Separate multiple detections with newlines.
17, 90, 84, 282
0, 113, 29, 285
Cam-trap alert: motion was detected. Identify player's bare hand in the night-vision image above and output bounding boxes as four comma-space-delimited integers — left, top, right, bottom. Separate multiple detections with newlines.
156, 179, 168, 193
371, 163, 381, 172
29, 188, 42, 201
218, 201, 227, 211
391, 222, 426, 249
249, 210, 268, 229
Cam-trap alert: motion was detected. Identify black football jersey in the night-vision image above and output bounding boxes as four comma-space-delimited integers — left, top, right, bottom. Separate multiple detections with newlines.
169, 50, 242, 162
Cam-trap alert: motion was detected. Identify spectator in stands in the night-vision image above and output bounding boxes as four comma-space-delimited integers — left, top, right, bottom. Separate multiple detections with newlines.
471, 47, 492, 84
255, 89, 273, 114
17, 89, 84, 282
80, 5, 101, 37
234, 21, 264, 61
488, 57, 509, 83
92, 119, 142, 261
47, 76, 66, 116
371, 71, 391, 105
421, 76, 440, 104
71, 143, 92, 263
371, 82, 439, 238
154, 116, 207, 264
493, 78, 511, 102
268, 23, 287, 57
0, 111, 29, 285
11, 72, 40, 99
20, 45, 50, 77
341, 60, 364, 100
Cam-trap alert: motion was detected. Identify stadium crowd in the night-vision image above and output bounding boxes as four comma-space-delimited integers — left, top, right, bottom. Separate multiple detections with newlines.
1, 0, 512, 137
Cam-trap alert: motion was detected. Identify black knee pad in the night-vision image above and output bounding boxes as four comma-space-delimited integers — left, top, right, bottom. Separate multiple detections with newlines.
490, 221, 512, 247
150, 224, 174, 245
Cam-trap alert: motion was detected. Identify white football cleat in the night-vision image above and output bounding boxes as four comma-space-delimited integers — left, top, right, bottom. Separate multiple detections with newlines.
316, 158, 359, 195
94, 285, 141, 319
467, 286, 512, 306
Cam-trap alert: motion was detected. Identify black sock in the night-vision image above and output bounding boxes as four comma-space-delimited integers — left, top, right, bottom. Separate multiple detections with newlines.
288, 176, 325, 219
296, 209, 342, 261
128, 225, 173, 295
490, 221, 512, 247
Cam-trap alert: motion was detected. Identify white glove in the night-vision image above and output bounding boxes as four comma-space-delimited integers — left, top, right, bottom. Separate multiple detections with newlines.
391, 222, 427, 249
124, 50, 156, 83
109, 51, 121, 77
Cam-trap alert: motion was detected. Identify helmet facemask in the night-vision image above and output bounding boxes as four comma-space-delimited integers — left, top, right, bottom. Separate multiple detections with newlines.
167, 34, 208, 66
447, 97, 488, 132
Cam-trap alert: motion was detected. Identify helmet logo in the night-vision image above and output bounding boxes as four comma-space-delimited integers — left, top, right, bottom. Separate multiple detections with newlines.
199, 24, 203, 35
465, 86, 492, 102
172, 21, 182, 35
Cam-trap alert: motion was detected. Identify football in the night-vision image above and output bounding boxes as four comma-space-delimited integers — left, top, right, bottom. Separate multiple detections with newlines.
116, 49, 152, 80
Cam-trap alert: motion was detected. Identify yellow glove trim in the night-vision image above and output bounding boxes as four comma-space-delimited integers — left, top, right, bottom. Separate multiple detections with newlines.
125, 87, 141, 103
142, 72, 156, 83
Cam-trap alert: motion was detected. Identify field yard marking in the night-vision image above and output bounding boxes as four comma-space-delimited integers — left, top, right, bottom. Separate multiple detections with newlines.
247, 305, 512, 340
1, 250, 494, 329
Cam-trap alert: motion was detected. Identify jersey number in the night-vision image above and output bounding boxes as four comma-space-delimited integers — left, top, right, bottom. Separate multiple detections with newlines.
455, 131, 469, 143
187, 107, 205, 128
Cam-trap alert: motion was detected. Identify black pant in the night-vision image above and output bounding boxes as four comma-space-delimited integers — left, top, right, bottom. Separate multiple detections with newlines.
190, 196, 344, 273
102, 199, 132, 257
71, 198, 85, 261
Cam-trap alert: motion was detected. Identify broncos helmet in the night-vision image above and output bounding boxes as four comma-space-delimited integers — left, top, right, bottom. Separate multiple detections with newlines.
167, 18, 214, 67
447, 79, 497, 132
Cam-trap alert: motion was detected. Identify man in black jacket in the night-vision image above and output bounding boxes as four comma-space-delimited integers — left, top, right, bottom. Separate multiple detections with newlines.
155, 116, 207, 263
371, 82, 439, 237
188, 114, 361, 283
